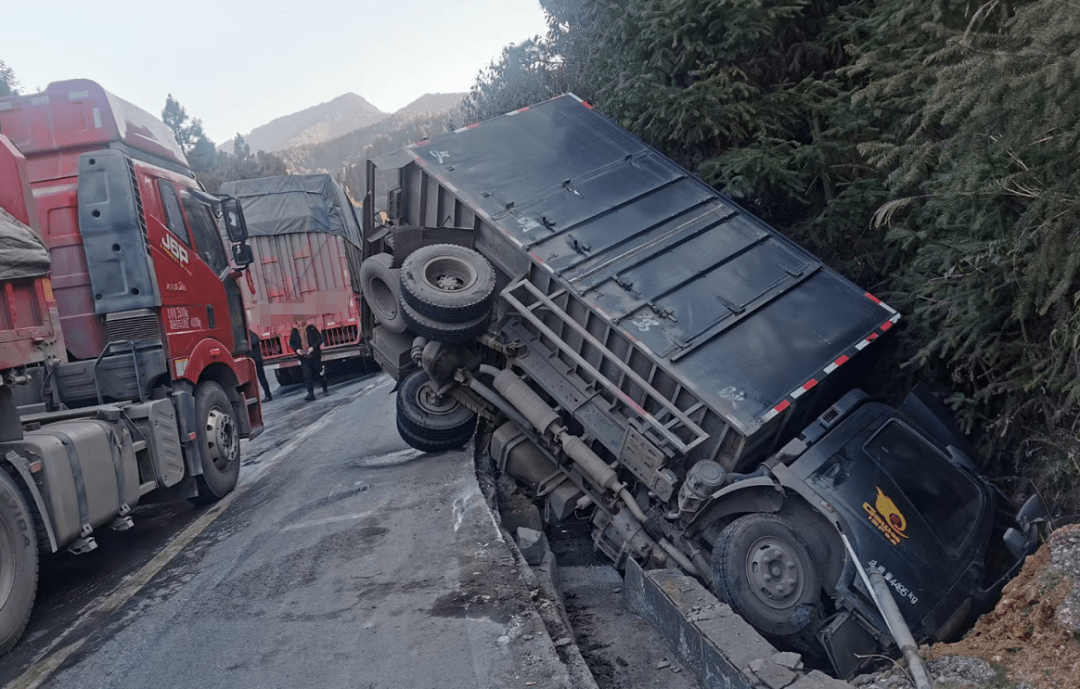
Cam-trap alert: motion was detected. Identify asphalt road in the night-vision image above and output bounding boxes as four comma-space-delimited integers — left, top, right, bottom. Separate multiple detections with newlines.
1, 370, 576, 689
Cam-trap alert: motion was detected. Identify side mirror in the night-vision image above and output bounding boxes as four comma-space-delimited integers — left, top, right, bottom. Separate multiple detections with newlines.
232, 243, 253, 267
221, 196, 248, 243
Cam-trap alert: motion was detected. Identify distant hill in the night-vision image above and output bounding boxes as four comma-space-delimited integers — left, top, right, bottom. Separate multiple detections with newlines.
219, 92, 386, 154
393, 93, 466, 118
277, 93, 467, 196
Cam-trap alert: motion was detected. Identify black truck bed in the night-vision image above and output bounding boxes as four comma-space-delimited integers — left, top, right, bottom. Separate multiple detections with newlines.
391, 95, 898, 463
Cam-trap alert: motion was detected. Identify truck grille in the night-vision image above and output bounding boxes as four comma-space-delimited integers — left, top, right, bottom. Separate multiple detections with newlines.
323, 324, 358, 347
106, 312, 162, 343
260, 337, 284, 358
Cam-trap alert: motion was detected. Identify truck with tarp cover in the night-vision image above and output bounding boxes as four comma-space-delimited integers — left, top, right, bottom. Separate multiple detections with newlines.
221, 175, 369, 385
354, 94, 1048, 678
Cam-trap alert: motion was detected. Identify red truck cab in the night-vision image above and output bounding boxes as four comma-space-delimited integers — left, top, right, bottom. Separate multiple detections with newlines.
0, 79, 261, 495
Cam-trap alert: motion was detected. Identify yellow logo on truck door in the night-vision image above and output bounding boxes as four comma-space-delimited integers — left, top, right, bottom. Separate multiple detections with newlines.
161, 234, 189, 266
863, 486, 909, 545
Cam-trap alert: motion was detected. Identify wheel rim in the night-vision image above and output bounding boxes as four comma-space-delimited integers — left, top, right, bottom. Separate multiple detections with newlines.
205, 406, 238, 470
414, 381, 460, 417
421, 256, 477, 294
369, 275, 397, 318
744, 535, 807, 610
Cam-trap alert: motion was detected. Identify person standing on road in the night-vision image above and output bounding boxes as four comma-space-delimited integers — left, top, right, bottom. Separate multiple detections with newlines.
249, 329, 273, 402
289, 318, 329, 402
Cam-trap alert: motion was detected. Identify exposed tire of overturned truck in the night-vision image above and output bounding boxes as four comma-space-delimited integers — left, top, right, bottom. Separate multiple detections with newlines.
356, 95, 1048, 679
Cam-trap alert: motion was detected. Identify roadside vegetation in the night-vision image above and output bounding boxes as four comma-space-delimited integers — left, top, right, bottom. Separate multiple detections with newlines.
463, 0, 1080, 517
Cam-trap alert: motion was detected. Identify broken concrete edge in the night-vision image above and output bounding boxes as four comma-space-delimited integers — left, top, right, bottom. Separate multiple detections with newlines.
501, 525, 601, 689
623, 559, 855, 689
473, 445, 600, 688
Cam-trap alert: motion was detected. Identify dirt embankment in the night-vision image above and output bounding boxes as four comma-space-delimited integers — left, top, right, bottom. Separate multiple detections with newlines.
924, 524, 1080, 688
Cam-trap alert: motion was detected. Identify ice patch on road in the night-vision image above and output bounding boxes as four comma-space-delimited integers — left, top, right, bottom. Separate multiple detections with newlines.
497, 614, 525, 647
282, 511, 375, 532
354, 448, 424, 467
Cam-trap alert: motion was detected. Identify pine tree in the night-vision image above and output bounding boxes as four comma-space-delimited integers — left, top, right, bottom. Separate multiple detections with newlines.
0, 60, 19, 97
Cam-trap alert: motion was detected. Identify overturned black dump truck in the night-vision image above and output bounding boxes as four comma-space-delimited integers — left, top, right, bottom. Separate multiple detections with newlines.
356, 95, 1046, 678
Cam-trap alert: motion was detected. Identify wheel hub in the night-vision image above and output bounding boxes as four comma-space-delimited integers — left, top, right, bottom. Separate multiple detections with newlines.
416, 382, 459, 417
423, 256, 477, 293
746, 536, 805, 609
205, 407, 238, 470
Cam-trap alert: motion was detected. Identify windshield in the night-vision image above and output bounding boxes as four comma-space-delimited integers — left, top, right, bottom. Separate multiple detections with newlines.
863, 421, 983, 555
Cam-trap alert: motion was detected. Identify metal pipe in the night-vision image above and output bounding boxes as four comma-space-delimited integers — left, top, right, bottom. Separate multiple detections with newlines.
617, 488, 649, 524
557, 430, 622, 491
492, 369, 562, 434
465, 377, 532, 433
842, 535, 933, 689
867, 571, 933, 689
658, 538, 701, 577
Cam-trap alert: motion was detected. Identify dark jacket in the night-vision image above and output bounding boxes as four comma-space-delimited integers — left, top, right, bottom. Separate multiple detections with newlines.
289, 324, 324, 357
248, 330, 263, 364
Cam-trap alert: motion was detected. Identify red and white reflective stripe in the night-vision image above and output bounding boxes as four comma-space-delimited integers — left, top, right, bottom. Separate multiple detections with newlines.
855, 332, 879, 351
762, 399, 791, 422
823, 354, 849, 374
866, 291, 899, 315
790, 378, 818, 399
760, 305, 901, 424
507, 106, 530, 117
568, 94, 594, 109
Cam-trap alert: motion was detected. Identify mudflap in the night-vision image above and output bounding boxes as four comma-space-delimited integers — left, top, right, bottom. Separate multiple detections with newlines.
170, 388, 205, 480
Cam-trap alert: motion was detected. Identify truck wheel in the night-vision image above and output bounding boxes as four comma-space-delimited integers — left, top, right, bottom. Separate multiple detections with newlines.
712, 514, 821, 637
400, 244, 495, 322
396, 370, 476, 451
192, 381, 241, 502
0, 470, 38, 655
274, 368, 293, 387
396, 417, 475, 454
400, 297, 489, 344
360, 253, 407, 333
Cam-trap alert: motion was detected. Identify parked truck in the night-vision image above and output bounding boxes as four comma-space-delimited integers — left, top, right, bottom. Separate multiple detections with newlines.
0, 80, 260, 654
220, 175, 369, 386
355, 95, 1047, 678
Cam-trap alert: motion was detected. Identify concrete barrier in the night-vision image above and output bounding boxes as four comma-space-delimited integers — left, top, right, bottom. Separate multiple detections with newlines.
623, 559, 853, 689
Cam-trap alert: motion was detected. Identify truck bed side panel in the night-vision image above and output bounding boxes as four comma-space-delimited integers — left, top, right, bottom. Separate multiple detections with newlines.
398, 97, 897, 455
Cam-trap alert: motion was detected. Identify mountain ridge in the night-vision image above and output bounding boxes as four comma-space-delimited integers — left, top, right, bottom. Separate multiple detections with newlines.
220, 91, 465, 155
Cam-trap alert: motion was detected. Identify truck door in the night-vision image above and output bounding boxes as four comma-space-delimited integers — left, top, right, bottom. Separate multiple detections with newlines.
145, 167, 239, 366
180, 189, 248, 354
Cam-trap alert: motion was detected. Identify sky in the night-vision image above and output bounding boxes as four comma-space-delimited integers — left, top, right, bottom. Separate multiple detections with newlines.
4, 0, 549, 144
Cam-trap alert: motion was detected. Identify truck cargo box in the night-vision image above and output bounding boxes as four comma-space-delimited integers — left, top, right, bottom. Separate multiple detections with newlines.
368, 95, 899, 471
0, 135, 64, 371
221, 175, 367, 367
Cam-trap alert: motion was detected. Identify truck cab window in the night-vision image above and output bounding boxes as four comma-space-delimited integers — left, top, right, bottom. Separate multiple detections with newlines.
863, 421, 983, 554
157, 179, 191, 246
181, 191, 230, 274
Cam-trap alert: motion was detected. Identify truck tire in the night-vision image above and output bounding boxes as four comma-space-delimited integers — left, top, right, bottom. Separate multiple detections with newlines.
712, 513, 821, 637
400, 244, 495, 322
274, 368, 293, 387
400, 297, 489, 344
396, 370, 476, 452
395, 418, 475, 454
0, 470, 38, 655
360, 253, 407, 333
192, 381, 241, 502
